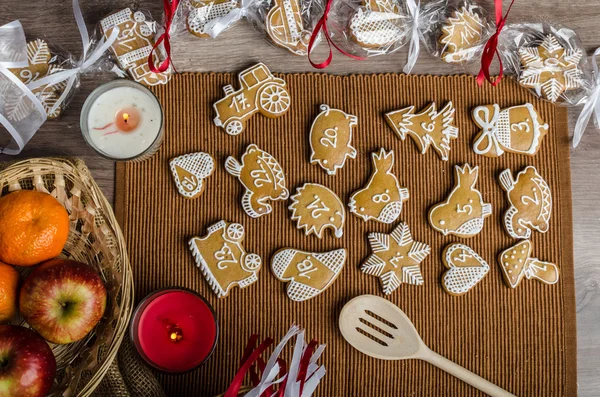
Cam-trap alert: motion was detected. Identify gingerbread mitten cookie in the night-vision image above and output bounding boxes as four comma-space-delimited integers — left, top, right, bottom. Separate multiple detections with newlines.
349, 0, 405, 49
289, 183, 345, 238
441, 243, 489, 295
439, 6, 484, 63
499, 240, 559, 288
170, 152, 215, 199
265, 0, 310, 55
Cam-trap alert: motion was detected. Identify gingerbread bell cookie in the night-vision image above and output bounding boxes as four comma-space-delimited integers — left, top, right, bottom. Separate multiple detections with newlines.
169, 152, 215, 199
429, 164, 492, 238
439, 6, 485, 63
472, 103, 549, 157
499, 166, 552, 239
362, 222, 431, 295
499, 240, 559, 288
348, 149, 409, 224
271, 248, 346, 302
189, 221, 262, 298
385, 102, 458, 161
289, 183, 345, 238
213, 63, 290, 135
265, 0, 310, 55
309, 105, 357, 175
225, 144, 289, 218
441, 243, 489, 295
349, 0, 405, 50
186, 0, 240, 38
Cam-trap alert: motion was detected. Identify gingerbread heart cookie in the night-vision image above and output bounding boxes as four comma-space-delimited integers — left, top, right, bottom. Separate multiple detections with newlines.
499, 240, 559, 288
186, 0, 240, 38
289, 183, 345, 238
170, 152, 215, 199
265, 0, 310, 55
441, 243, 489, 295
349, 0, 405, 49
439, 6, 484, 63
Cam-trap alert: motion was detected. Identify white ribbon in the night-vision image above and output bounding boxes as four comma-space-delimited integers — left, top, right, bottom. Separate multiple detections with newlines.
204, 0, 250, 39
472, 104, 504, 156
0, 21, 28, 68
403, 0, 420, 74
573, 47, 600, 148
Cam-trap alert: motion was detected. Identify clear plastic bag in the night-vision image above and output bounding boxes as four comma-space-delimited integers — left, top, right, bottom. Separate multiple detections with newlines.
170, 0, 243, 39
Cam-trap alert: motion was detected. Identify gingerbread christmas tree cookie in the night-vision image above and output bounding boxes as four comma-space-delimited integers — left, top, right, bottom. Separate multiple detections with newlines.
499, 240, 559, 288
169, 152, 215, 199
288, 183, 345, 238
441, 243, 489, 295
349, 0, 405, 49
440, 6, 484, 63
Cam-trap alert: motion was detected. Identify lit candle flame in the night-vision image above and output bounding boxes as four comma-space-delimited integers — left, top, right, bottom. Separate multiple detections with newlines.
123, 113, 130, 123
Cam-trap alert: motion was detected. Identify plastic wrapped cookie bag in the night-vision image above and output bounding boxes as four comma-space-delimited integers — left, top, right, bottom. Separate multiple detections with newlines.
171, 0, 242, 39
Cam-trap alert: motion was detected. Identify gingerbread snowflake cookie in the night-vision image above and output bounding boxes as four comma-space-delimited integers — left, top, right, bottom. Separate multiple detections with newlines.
289, 183, 345, 238
439, 6, 485, 63
170, 152, 215, 199
186, 0, 239, 38
265, 0, 310, 55
441, 243, 489, 295
499, 240, 559, 288
349, 0, 405, 50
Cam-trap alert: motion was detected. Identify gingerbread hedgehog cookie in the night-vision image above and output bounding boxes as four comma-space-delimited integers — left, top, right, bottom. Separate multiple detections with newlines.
439, 5, 484, 63
288, 183, 345, 238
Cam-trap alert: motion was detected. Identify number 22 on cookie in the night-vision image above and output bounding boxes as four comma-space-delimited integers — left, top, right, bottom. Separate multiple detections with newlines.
249, 161, 272, 188
307, 195, 330, 218
296, 258, 318, 279
214, 243, 238, 269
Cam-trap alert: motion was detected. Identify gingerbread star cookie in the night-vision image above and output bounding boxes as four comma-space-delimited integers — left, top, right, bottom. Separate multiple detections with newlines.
186, 0, 240, 38
265, 0, 310, 55
288, 183, 345, 238
170, 152, 215, 199
499, 240, 559, 288
349, 0, 405, 49
440, 6, 484, 63
361, 222, 431, 295
441, 243, 489, 295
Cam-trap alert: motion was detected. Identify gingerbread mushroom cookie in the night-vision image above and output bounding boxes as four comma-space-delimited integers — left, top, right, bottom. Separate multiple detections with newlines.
309, 105, 357, 175
349, 0, 405, 50
429, 164, 492, 238
189, 221, 262, 298
186, 0, 240, 38
439, 6, 485, 63
441, 243, 489, 295
348, 149, 409, 224
169, 152, 215, 199
271, 248, 346, 302
225, 144, 288, 218
385, 102, 458, 161
499, 240, 559, 288
288, 183, 345, 238
265, 0, 310, 55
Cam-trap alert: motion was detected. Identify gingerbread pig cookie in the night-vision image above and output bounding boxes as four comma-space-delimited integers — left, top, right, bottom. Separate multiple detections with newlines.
385, 102, 458, 161
439, 6, 484, 63
361, 222, 431, 295
499, 166, 552, 239
170, 152, 215, 199
309, 104, 357, 175
189, 221, 262, 298
472, 103, 549, 157
187, 0, 240, 38
499, 240, 559, 288
348, 149, 409, 224
265, 0, 310, 55
289, 183, 345, 238
349, 0, 405, 49
213, 63, 290, 135
271, 248, 346, 302
441, 243, 489, 295
225, 144, 288, 218
429, 164, 492, 238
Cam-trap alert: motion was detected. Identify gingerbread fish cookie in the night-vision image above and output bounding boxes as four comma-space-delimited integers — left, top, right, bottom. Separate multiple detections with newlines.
429, 164, 492, 238
213, 63, 290, 135
189, 221, 262, 298
499, 240, 559, 288
271, 248, 346, 302
439, 6, 484, 63
309, 105, 357, 175
266, 0, 310, 55
385, 102, 459, 161
348, 149, 409, 224
441, 243, 489, 295
289, 183, 345, 238
169, 152, 215, 199
186, 0, 240, 38
499, 166, 552, 239
225, 144, 288, 218
361, 222, 431, 295
349, 0, 405, 49
472, 103, 549, 157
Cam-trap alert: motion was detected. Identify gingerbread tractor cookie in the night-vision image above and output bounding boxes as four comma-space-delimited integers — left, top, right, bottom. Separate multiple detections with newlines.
170, 152, 215, 199
499, 166, 552, 239
385, 102, 458, 161
472, 103, 549, 157
429, 164, 492, 238
266, 0, 310, 55
440, 6, 484, 63
441, 243, 490, 296
310, 105, 357, 175
499, 240, 559, 288
189, 221, 262, 298
213, 63, 290, 135
349, 0, 405, 49
289, 183, 345, 238
225, 144, 288, 218
271, 248, 346, 302
187, 0, 240, 38
348, 149, 409, 224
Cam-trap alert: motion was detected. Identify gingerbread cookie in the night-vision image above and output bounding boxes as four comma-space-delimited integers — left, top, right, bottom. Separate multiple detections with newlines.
265, 0, 310, 55
441, 243, 489, 295
349, 0, 405, 49
170, 152, 215, 199
440, 6, 484, 63
271, 248, 346, 302
499, 166, 552, 239
309, 104, 357, 175
499, 240, 559, 288
189, 221, 262, 298
288, 183, 345, 238
519, 34, 583, 102
361, 222, 430, 295
348, 149, 409, 224
100, 8, 170, 87
187, 0, 240, 38
429, 164, 492, 238
472, 103, 549, 157
385, 102, 458, 161
213, 63, 290, 135
9, 39, 51, 84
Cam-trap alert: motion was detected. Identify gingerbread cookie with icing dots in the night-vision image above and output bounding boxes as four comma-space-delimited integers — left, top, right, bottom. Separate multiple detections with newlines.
499, 240, 559, 288
288, 183, 345, 239
169, 152, 215, 199
439, 6, 485, 63
265, 0, 310, 55
189, 221, 262, 298
348, 149, 409, 224
186, 0, 240, 38
271, 248, 346, 302
349, 0, 405, 50
225, 144, 288, 218
429, 164, 492, 238
441, 243, 490, 296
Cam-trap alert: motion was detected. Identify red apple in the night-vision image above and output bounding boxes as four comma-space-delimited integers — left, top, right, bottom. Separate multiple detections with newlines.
19, 259, 107, 345
0, 325, 56, 397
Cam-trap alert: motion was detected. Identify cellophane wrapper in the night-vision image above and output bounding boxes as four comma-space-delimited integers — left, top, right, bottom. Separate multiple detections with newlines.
170, 0, 243, 39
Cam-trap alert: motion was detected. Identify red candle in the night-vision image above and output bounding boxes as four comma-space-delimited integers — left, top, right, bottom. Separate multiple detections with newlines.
131, 289, 218, 372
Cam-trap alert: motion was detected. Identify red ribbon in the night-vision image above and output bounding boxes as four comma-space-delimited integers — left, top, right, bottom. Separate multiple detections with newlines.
297, 340, 318, 395
477, 0, 516, 86
148, 0, 179, 74
223, 335, 274, 397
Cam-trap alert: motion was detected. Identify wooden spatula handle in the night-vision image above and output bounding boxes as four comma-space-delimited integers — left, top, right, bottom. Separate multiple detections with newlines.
422, 349, 515, 397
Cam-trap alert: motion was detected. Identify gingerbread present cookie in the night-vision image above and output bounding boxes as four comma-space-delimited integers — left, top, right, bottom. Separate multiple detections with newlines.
349, 0, 405, 49
439, 5, 485, 63
265, 0, 310, 55
186, 0, 240, 38
170, 152, 215, 199
289, 183, 345, 238
499, 240, 559, 288
441, 243, 489, 295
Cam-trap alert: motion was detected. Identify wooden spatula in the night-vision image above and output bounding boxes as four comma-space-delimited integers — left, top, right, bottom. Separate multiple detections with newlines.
339, 295, 515, 397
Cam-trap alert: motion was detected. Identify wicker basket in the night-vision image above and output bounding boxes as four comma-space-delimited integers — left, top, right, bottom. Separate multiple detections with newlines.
0, 158, 134, 397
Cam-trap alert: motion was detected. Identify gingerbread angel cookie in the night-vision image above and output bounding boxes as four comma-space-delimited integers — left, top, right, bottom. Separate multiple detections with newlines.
170, 152, 215, 199
271, 248, 346, 302
472, 103, 549, 157
348, 149, 409, 224
186, 0, 240, 38
309, 105, 357, 175
289, 183, 345, 238
439, 6, 485, 63
349, 0, 405, 50
499, 240, 559, 288
385, 102, 458, 161
225, 144, 288, 218
189, 221, 262, 298
499, 166, 552, 239
266, 0, 310, 55
429, 164, 492, 238
441, 243, 489, 295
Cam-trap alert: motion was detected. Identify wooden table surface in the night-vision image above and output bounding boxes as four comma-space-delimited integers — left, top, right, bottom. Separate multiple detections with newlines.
1, 0, 599, 395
